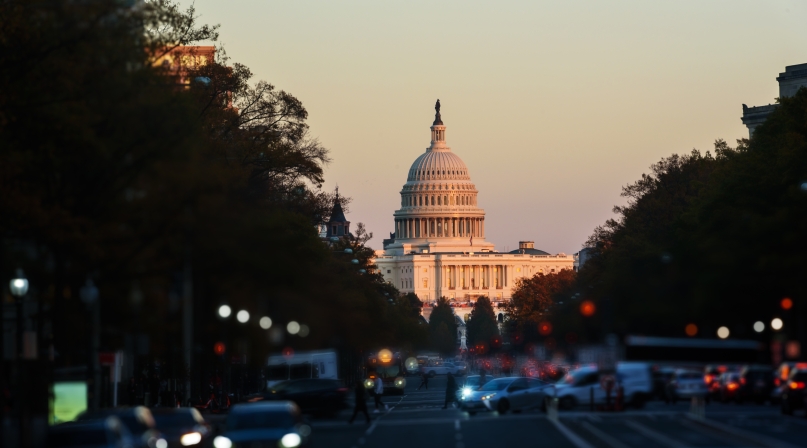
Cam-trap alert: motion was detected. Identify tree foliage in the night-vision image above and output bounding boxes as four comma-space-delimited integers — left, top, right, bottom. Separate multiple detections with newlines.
578, 87, 807, 343
428, 297, 457, 356
466, 296, 499, 346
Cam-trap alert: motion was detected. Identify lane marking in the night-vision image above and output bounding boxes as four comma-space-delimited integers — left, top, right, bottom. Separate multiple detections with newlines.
624, 420, 691, 448
548, 419, 596, 448
685, 415, 801, 448
580, 421, 631, 448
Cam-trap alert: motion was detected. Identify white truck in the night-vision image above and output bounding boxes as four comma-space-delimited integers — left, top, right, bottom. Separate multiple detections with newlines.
266, 349, 338, 387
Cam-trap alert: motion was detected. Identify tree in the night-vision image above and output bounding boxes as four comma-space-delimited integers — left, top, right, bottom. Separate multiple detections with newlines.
466, 296, 499, 346
428, 297, 457, 356
505, 271, 576, 333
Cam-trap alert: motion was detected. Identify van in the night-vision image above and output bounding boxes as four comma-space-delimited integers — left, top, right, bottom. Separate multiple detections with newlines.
552, 362, 653, 410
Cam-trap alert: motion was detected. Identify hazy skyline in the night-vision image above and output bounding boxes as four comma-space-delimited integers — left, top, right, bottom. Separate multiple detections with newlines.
192, 0, 806, 254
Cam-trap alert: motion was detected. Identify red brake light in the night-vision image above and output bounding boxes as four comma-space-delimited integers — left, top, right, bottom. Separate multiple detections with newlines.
789, 382, 805, 390
740, 378, 746, 385
727, 383, 739, 391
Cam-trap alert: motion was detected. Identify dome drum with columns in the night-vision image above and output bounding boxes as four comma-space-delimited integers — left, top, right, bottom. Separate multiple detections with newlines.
375, 102, 575, 319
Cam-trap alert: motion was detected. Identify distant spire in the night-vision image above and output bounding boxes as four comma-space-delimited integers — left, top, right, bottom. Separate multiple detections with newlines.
433, 99, 443, 125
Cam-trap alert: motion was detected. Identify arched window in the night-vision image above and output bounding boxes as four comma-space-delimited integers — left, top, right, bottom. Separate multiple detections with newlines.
438, 196, 441, 205
431, 196, 435, 205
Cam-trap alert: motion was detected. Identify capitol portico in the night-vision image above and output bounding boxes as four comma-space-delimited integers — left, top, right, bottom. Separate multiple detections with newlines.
375, 101, 574, 314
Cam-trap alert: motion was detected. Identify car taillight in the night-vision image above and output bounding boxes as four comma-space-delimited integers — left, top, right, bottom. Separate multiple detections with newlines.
774, 378, 781, 386
740, 378, 746, 385
789, 382, 806, 390
727, 383, 739, 391
704, 375, 713, 384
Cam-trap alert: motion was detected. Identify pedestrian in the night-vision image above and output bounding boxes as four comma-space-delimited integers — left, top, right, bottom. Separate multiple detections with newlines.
373, 376, 388, 413
443, 372, 459, 409
417, 370, 429, 390
348, 381, 371, 424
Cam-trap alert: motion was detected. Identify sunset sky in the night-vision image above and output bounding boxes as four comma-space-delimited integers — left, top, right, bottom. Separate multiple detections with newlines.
191, 0, 807, 254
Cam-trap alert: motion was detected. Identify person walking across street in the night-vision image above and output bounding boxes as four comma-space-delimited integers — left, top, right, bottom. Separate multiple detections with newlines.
373, 376, 388, 413
348, 380, 370, 424
443, 372, 459, 409
417, 370, 429, 390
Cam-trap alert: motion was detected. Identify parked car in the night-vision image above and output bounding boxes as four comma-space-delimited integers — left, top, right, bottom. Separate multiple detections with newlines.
216, 402, 311, 448
780, 367, 807, 415
47, 417, 133, 448
666, 370, 708, 404
248, 378, 348, 417
737, 365, 775, 404
77, 407, 165, 448
554, 363, 653, 410
150, 408, 210, 447
459, 377, 549, 415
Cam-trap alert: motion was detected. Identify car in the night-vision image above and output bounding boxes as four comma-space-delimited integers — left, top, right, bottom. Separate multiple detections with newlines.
666, 370, 709, 404
150, 408, 210, 448
249, 378, 348, 417
717, 372, 742, 403
47, 417, 134, 448
737, 365, 775, 404
454, 361, 468, 375
77, 407, 165, 448
459, 377, 549, 415
215, 401, 311, 448
423, 359, 461, 377
456, 375, 495, 400
780, 367, 807, 415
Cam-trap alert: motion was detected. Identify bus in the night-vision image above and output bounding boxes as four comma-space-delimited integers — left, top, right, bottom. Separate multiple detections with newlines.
266, 350, 338, 387
366, 351, 406, 395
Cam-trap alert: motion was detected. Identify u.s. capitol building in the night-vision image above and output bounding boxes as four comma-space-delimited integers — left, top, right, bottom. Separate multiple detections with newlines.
374, 102, 575, 305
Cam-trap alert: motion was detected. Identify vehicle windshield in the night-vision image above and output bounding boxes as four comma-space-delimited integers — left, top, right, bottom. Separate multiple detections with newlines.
479, 379, 510, 391
228, 410, 296, 431
374, 365, 401, 378
560, 369, 594, 385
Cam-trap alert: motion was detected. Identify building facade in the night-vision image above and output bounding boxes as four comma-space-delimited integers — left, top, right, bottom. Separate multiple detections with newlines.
375, 103, 574, 315
741, 63, 807, 136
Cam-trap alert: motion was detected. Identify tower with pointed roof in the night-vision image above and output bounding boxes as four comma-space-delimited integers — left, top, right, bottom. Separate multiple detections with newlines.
326, 188, 350, 238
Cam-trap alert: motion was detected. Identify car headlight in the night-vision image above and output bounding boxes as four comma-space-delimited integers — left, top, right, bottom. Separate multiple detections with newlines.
180, 432, 202, 446
364, 379, 375, 389
395, 377, 406, 388
481, 393, 496, 401
280, 433, 302, 448
213, 436, 232, 448
461, 387, 472, 397
154, 438, 168, 448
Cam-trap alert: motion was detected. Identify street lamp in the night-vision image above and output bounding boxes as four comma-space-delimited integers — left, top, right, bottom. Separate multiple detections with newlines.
236, 310, 250, 323
259, 316, 272, 330
9, 269, 29, 359
771, 318, 784, 331
287, 321, 300, 335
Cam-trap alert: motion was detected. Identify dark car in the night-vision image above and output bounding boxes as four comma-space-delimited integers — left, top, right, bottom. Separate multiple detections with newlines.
47, 416, 133, 448
737, 365, 775, 404
717, 372, 742, 403
216, 402, 311, 448
77, 406, 164, 448
251, 378, 348, 416
151, 408, 210, 447
780, 368, 807, 415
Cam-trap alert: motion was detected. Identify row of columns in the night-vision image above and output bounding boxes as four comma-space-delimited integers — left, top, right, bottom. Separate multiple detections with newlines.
442, 264, 508, 290
395, 217, 484, 239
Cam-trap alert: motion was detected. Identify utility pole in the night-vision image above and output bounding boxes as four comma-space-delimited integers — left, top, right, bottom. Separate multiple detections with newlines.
183, 245, 193, 404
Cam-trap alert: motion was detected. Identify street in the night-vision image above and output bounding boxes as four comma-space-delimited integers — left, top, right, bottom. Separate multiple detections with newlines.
308, 376, 807, 448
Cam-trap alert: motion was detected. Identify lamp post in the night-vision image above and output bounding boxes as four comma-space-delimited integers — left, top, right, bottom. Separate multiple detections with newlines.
9, 269, 29, 360
80, 278, 100, 410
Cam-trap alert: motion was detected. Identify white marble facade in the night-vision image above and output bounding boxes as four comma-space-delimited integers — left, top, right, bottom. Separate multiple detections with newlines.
375, 104, 574, 308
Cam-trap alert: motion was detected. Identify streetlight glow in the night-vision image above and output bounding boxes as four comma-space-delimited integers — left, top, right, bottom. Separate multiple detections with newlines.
771, 318, 783, 330
717, 326, 730, 339
218, 305, 232, 318
9, 269, 29, 297
260, 316, 272, 329
753, 321, 765, 333
236, 310, 250, 323
287, 321, 300, 334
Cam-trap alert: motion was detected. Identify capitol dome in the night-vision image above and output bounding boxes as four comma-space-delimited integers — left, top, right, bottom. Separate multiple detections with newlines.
407, 151, 470, 181
385, 101, 495, 255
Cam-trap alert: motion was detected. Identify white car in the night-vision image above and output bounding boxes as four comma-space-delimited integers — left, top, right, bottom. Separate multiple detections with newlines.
553, 362, 653, 410
424, 360, 464, 377
667, 370, 709, 403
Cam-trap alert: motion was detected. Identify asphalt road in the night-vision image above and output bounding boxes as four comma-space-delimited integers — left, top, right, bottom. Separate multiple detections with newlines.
307, 376, 807, 448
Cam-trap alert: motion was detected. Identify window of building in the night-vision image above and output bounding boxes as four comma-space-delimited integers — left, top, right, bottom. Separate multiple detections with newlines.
423, 279, 428, 288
